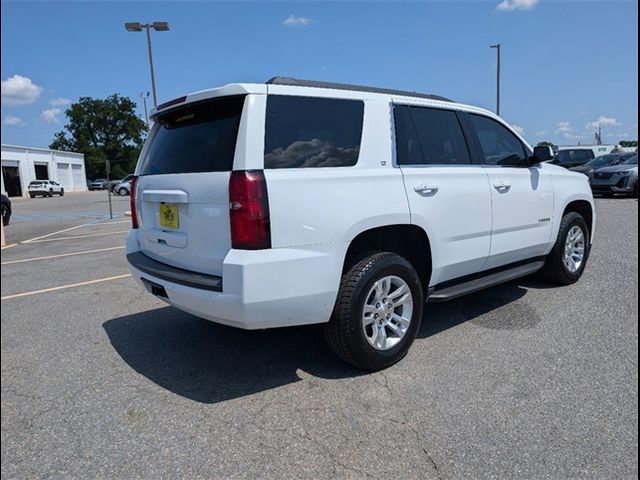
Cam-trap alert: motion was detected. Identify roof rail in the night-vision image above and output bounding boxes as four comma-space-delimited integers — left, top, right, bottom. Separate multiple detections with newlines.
266, 77, 453, 103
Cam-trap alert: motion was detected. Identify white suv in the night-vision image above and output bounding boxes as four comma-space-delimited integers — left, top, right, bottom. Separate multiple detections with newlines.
28, 180, 64, 198
126, 77, 595, 370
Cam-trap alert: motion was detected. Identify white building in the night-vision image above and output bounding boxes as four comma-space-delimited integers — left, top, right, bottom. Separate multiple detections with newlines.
1, 144, 88, 197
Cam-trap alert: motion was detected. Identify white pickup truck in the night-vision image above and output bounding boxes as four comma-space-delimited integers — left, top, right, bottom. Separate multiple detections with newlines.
126, 77, 595, 370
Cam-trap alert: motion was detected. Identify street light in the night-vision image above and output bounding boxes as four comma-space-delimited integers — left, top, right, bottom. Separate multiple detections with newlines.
489, 43, 501, 116
124, 21, 170, 107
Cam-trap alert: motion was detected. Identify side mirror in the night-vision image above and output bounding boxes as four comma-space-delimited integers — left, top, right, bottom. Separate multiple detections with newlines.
532, 145, 554, 164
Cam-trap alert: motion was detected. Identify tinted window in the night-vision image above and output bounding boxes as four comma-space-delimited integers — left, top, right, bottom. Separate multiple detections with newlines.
623, 154, 638, 165
399, 106, 470, 165
573, 150, 593, 162
264, 95, 364, 168
140, 96, 245, 175
469, 114, 527, 166
555, 151, 572, 165
394, 106, 422, 165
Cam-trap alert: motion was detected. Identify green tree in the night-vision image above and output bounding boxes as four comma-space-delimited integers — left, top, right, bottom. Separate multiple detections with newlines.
619, 140, 638, 148
536, 141, 557, 150
50, 94, 147, 180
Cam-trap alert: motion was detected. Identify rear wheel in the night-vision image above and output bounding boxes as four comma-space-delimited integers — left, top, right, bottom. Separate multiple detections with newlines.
540, 212, 590, 285
59, 188, 64, 196
1, 204, 9, 226
324, 252, 424, 370
118, 187, 128, 196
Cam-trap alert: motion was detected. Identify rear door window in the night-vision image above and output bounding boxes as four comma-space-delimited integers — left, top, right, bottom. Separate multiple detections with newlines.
573, 150, 593, 163
264, 95, 364, 168
140, 96, 246, 175
406, 106, 470, 165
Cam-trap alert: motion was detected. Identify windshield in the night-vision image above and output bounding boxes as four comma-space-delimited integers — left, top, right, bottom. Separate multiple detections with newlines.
622, 154, 637, 165
586, 154, 619, 167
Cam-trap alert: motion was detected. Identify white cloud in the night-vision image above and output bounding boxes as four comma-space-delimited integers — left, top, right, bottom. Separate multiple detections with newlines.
41, 108, 62, 124
511, 124, 526, 136
1, 74, 43, 105
555, 121, 586, 140
283, 15, 313, 27
4, 116, 25, 126
496, 0, 540, 11
586, 116, 621, 130
50, 97, 71, 107
534, 130, 548, 136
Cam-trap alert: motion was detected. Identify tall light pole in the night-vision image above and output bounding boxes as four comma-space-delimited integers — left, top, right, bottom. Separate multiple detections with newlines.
140, 91, 150, 128
490, 43, 501, 116
125, 22, 170, 107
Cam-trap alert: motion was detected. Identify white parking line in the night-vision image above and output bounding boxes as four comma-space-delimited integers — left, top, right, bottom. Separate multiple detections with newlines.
1, 274, 132, 300
1, 246, 126, 265
21, 220, 100, 244
26, 230, 129, 244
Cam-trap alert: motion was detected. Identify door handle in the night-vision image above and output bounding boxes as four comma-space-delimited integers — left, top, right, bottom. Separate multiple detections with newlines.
493, 182, 512, 193
414, 184, 439, 194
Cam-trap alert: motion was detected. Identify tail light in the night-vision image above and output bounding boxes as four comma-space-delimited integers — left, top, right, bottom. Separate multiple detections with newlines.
229, 170, 271, 250
130, 176, 139, 229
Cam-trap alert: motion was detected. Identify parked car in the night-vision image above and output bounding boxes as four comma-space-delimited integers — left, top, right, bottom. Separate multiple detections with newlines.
107, 175, 133, 192
88, 178, 108, 190
589, 153, 638, 197
552, 148, 595, 169
28, 180, 64, 198
1, 194, 11, 226
125, 77, 595, 370
114, 179, 132, 196
569, 152, 634, 176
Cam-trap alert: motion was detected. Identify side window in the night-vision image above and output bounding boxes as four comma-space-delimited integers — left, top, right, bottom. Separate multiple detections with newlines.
393, 105, 422, 165
555, 150, 572, 165
264, 95, 364, 169
469, 114, 527, 167
408, 106, 471, 165
574, 150, 593, 162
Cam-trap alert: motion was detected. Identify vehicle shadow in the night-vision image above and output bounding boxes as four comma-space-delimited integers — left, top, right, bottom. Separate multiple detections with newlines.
103, 280, 533, 404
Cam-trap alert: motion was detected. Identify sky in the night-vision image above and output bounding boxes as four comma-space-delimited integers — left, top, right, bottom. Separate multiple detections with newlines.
1, 0, 638, 148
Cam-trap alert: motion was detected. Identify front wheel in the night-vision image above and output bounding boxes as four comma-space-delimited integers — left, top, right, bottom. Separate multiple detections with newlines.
118, 187, 128, 196
59, 188, 64, 196
540, 212, 590, 285
324, 252, 424, 370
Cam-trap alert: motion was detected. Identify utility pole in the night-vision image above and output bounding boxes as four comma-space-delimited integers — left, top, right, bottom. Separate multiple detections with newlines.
490, 43, 501, 116
140, 91, 150, 128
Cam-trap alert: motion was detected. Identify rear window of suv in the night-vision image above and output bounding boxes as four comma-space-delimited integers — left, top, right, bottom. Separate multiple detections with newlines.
139, 95, 246, 175
264, 95, 364, 169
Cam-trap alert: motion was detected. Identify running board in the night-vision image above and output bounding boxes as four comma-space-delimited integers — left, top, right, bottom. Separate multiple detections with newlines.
428, 260, 545, 302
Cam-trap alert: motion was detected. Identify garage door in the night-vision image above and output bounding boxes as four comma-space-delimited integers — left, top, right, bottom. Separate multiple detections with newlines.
71, 164, 85, 192
56, 163, 72, 191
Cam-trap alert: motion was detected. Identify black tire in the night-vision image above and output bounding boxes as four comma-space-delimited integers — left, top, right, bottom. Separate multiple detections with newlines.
29, 194, 35, 199
59, 188, 64, 196
48, 189, 53, 197
633, 181, 638, 198
1, 204, 9, 226
118, 187, 128, 196
540, 212, 590, 285
324, 252, 424, 370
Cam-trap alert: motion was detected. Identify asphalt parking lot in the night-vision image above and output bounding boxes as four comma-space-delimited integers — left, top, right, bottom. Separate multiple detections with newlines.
1, 192, 638, 479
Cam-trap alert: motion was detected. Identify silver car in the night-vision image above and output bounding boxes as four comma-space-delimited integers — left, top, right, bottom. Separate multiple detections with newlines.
589, 153, 638, 197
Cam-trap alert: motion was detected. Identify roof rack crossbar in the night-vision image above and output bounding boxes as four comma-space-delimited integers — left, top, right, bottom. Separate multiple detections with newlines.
266, 76, 453, 103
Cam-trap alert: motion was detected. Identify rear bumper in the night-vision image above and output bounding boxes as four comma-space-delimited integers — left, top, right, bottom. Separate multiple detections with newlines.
125, 230, 343, 330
